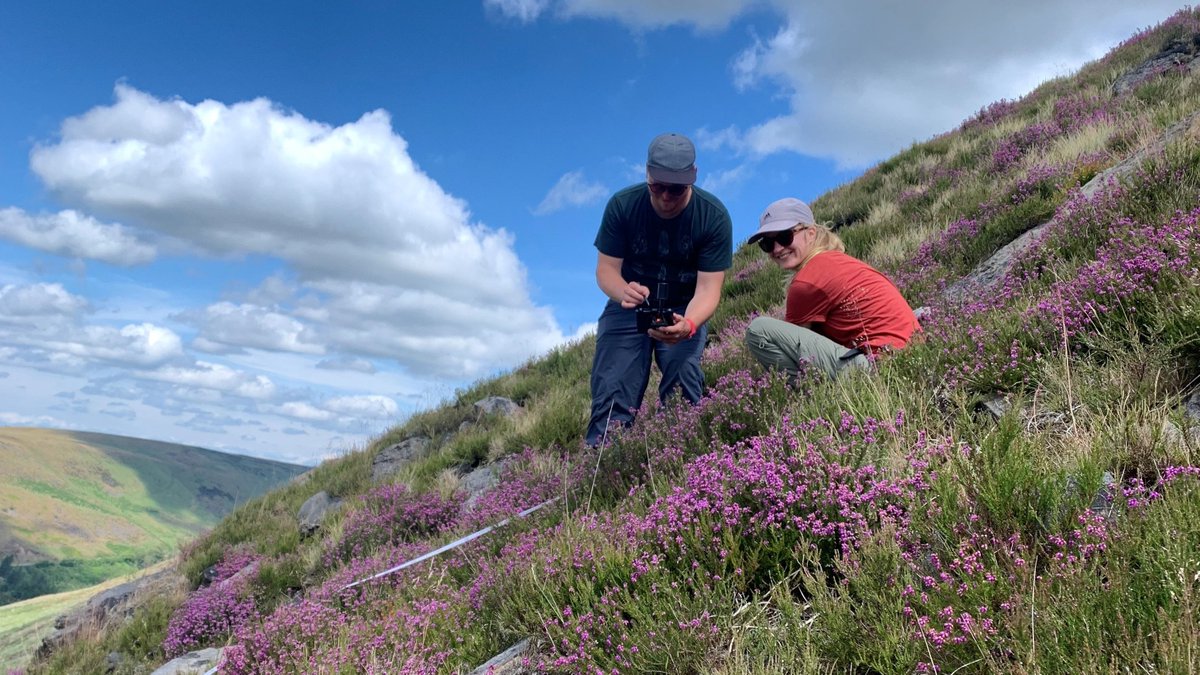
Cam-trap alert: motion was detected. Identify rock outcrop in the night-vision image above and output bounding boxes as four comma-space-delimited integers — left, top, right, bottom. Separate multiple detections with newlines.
297, 490, 343, 537
371, 436, 433, 482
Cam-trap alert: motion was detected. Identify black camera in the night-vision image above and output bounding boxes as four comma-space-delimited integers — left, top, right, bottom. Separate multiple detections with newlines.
636, 306, 674, 333
635, 282, 674, 333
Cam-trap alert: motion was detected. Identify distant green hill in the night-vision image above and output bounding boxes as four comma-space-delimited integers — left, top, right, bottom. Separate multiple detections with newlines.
0, 427, 306, 605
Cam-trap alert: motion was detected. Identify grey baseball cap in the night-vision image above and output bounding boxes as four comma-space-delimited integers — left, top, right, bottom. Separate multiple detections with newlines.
748, 198, 817, 243
646, 133, 697, 185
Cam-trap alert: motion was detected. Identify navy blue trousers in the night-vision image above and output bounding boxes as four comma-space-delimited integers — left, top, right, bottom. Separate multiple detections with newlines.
586, 300, 707, 446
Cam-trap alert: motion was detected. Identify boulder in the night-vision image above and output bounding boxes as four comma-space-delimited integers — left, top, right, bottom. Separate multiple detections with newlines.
474, 396, 521, 419
150, 647, 224, 675
371, 436, 433, 482
460, 464, 502, 511
977, 394, 1011, 420
1112, 35, 1200, 96
297, 491, 343, 537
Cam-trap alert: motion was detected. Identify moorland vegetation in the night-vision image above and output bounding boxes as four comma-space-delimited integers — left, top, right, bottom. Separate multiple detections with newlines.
22, 8, 1200, 674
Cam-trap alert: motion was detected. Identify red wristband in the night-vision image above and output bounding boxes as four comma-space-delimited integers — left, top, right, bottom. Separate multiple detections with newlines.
684, 317, 697, 339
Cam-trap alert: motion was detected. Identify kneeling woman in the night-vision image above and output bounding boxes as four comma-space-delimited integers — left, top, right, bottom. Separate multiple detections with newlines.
744, 197, 920, 379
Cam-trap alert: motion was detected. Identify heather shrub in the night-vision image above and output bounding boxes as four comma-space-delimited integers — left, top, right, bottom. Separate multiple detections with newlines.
326, 483, 461, 564
163, 549, 262, 658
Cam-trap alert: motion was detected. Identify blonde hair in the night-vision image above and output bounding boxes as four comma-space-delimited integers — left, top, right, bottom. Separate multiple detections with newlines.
796, 223, 845, 269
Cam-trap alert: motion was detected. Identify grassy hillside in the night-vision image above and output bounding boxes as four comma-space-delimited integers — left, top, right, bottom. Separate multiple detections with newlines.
0, 428, 305, 605
0, 560, 179, 671
25, 8, 1200, 674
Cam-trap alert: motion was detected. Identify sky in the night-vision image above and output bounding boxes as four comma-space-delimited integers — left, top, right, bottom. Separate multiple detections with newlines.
0, 1, 1189, 466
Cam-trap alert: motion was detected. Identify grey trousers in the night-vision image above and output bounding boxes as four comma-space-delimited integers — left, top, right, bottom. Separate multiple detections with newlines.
744, 316, 869, 379
587, 300, 707, 447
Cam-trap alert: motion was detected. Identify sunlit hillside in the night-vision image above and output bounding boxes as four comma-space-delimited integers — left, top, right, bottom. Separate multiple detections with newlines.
24, 8, 1200, 674
0, 428, 306, 605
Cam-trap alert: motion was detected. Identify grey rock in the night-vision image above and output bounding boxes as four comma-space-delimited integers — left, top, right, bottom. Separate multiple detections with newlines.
942, 110, 1199, 306
474, 396, 521, 418
199, 563, 221, 587
1184, 391, 1200, 423
1162, 391, 1200, 448
461, 464, 502, 511
297, 491, 343, 537
468, 638, 531, 675
1081, 110, 1200, 199
150, 647, 224, 675
371, 436, 433, 482
942, 223, 1048, 304
1089, 471, 1117, 517
106, 650, 124, 673
1112, 36, 1200, 96
1062, 471, 1117, 522
977, 395, 1010, 420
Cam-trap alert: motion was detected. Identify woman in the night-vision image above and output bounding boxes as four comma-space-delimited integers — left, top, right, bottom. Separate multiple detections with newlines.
744, 197, 920, 379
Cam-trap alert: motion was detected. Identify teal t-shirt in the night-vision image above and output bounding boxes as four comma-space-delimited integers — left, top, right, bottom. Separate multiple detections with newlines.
593, 184, 733, 306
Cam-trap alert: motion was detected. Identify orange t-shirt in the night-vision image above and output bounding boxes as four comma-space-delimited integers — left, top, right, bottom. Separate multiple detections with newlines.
786, 251, 920, 352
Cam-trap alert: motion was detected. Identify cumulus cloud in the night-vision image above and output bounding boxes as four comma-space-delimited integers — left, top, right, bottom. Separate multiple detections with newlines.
0, 283, 89, 318
29, 84, 575, 378
0, 208, 156, 265
179, 302, 323, 355
37, 323, 184, 368
734, 1, 1192, 167
323, 394, 399, 419
496, 0, 1189, 167
533, 170, 609, 215
142, 361, 277, 400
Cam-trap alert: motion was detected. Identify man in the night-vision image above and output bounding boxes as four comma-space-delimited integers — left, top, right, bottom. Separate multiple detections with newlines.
586, 132, 733, 447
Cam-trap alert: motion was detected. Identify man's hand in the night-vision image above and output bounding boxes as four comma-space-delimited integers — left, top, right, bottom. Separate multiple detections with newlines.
648, 313, 694, 345
619, 281, 651, 309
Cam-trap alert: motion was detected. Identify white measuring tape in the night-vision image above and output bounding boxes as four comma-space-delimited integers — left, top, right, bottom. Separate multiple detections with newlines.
198, 495, 560, 674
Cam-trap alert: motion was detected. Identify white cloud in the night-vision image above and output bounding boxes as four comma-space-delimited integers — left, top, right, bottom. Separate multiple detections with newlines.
0, 207, 156, 265
29, 84, 577, 378
181, 302, 323, 355
699, 162, 752, 194
268, 400, 334, 422
37, 323, 184, 367
731, 0, 1192, 168
324, 394, 399, 419
0, 283, 89, 318
499, 0, 1191, 168
143, 361, 277, 400
533, 170, 609, 215
485, 0, 552, 22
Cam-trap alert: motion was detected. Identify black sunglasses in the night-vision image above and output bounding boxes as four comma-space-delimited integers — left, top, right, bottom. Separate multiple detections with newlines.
757, 227, 804, 253
647, 182, 689, 197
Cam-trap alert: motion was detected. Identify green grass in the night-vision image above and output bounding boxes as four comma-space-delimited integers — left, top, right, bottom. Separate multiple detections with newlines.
25, 8, 1200, 674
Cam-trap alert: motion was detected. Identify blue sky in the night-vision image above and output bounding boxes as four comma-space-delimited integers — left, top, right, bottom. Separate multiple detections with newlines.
0, 0, 1188, 465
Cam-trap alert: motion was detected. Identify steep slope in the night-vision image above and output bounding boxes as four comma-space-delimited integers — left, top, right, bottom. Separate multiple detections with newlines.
27, 8, 1200, 675
0, 427, 306, 604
